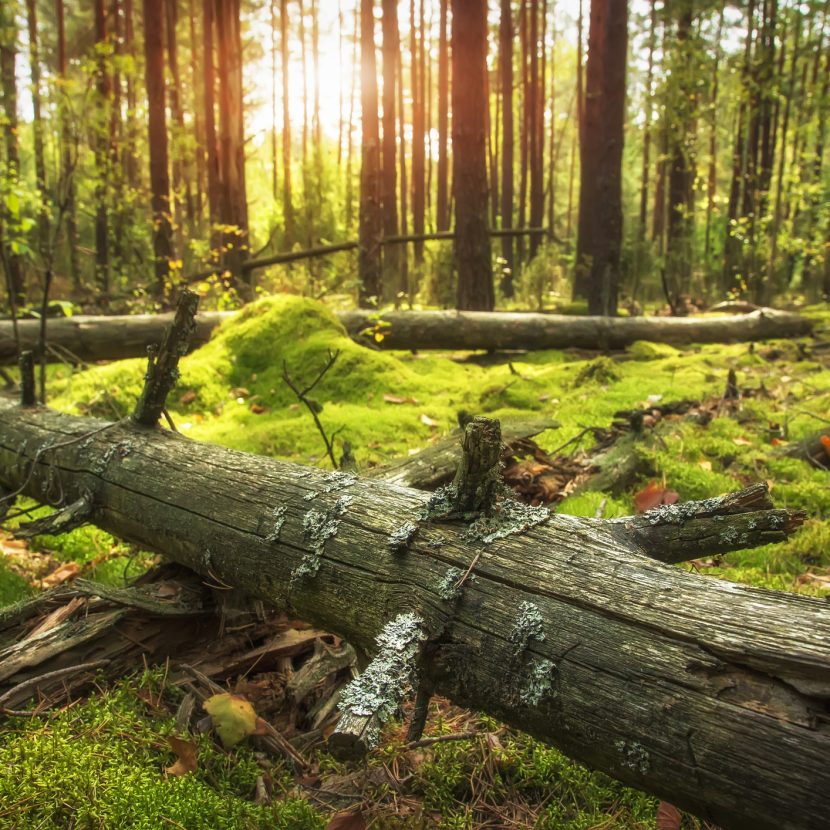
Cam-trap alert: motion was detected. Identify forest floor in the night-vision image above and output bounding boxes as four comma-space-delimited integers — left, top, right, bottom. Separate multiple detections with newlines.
0, 296, 828, 829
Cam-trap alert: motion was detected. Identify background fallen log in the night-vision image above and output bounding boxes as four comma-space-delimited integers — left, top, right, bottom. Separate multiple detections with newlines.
0, 398, 826, 830
0, 306, 812, 364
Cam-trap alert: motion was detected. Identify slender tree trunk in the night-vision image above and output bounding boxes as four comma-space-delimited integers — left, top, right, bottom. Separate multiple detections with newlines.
123, 0, 139, 190
436, 0, 450, 232
572, 0, 589, 298
189, 0, 204, 225
358, 0, 382, 306
452, 0, 493, 310
639, 0, 656, 241
214, 0, 250, 295
345, 6, 358, 230
411, 0, 426, 265
579, 0, 628, 316
381, 0, 401, 299
165, 0, 189, 252
517, 0, 529, 270
397, 30, 410, 300
0, 4, 24, 305
280, 0, 294, 242
311, 0, 323, 214
703, 2, 725, 269
94, 0, 111, 296
499, 0, 515, 295
270, 0, 279, 203
24, 0, 49, 259
143, 0, 176, 297
55, 0, 80, 292
529, 0, 544, 259
203, 0, 220, 229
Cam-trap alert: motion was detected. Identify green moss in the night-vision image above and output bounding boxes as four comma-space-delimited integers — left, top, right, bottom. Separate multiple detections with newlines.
626, 340, 681, 361
556, 491, 631, 518
0, 672, 324, 830
0, 559, 33, 607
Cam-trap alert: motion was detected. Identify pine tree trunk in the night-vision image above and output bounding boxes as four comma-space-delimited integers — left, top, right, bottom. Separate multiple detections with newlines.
381, 0, 401, 299
25, 0, 49, 259
93, 0, 111, 296
55, 0, 81, 292
499, 0, 514, 296
143, 0, 176, 297
203, 0, 220, 228
280, 0, 294, 242
528, 0, 544, 259
411, 0, 426, 265
579, 0, 627, 316
452, 0, 493, 311
436, 0, 450, 233
358, 0, 382, 306
215, 0, 250, 297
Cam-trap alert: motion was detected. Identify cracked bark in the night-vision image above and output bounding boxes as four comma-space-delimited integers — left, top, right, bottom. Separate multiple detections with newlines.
0, 400, 827, 829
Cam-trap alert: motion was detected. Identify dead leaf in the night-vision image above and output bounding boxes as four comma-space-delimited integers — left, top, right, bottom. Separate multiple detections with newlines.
733, 436, 752, 446
634, 481, 680, 513
231, 387, 250, 399
383, 393, 418, 405
325, 810, 367, 830
289, 403, 300, 411
179, 390, 197, 405
39, 561, 80, 588
165, 735, 198, 776
698, 459, 713, 471
821, 435, 830, 458
420, 413, 439, 427
204, 693, 260, 748
656, 802, 682, 830
250, 403, 268, 414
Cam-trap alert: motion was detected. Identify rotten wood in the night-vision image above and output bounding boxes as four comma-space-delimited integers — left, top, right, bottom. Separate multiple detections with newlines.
0, 306, 813, 364
0, 399, 826, 829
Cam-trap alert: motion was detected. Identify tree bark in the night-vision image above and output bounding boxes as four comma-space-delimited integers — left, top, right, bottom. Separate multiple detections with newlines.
0, 399, 826, 830
436, 0, 450, 233
280, 0, 294, 243
381, 0, 401, 299
93, 0, 111, 296
203, 0, 220, 227
499, 0, 514, 295
577, 0, 627, 316
0, 308, 812, 365
143, 0, 176, 297
214, 0, 250, 296
358, 0, 382, 307
25, 0, 49, 258
410, 0, 426, 266
452, 0, 493, 310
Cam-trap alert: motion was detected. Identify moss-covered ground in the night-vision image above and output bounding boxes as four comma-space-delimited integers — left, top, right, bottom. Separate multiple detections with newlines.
0, 296, 828, 828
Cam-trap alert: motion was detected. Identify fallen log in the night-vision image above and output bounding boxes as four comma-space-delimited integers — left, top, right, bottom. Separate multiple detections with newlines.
0, 401, 827, 828
0, 306, 812, 364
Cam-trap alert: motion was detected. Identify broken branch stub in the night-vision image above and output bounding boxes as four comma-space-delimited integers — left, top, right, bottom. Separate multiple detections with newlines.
450, 416, 503, 516
132, 290, 200, 427
329, 612, 427, 760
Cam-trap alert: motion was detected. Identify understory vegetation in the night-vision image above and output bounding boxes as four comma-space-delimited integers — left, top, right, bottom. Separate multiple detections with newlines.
0, 297, 828, 829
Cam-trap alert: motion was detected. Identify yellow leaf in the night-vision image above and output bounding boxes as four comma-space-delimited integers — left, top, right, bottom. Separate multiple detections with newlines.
204, 693, 259, 748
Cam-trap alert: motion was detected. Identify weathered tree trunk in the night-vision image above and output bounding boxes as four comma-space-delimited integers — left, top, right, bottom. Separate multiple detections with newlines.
143, 0, 176, 297
0, 308, 812, 365
452, 0, 494, 311
0, 397, 827, 830
358, 0, 382, 306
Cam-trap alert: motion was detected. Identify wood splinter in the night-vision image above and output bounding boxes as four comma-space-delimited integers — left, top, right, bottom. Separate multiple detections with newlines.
14, 491, 95, 540
329, 612, 427, 761
132, 290, 200, 427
